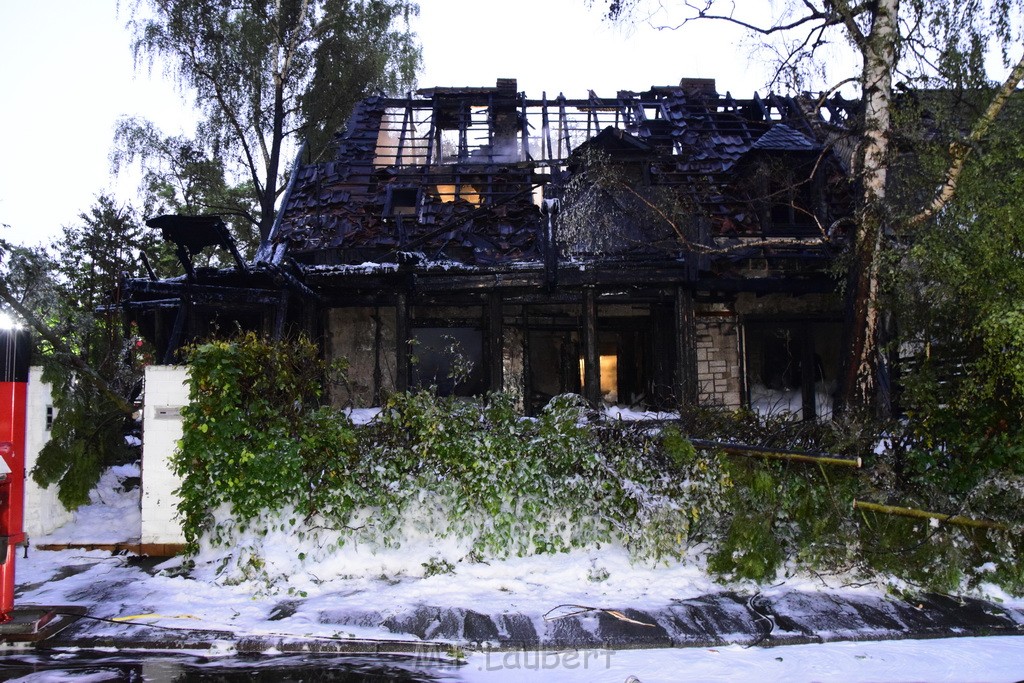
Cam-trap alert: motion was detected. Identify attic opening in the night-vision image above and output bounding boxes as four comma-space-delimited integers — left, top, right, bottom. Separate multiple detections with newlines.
429, 182, 482, 206
385, 186, 419, 217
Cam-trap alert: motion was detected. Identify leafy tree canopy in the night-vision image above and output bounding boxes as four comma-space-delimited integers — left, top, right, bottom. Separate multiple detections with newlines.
591, 0, 1024, 415
891, 99, 1024, 482
117, 0, 422, 253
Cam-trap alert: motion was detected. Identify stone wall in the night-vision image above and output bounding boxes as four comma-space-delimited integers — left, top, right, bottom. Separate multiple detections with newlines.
695, 315, 742, 409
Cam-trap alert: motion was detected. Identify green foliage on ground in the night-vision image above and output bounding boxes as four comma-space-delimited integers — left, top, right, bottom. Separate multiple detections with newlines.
176, 335, 734, 562
175, 336, 1024, 595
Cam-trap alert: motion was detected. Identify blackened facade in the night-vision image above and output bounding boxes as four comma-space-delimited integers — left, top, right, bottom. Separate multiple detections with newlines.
122, 78, 858, 419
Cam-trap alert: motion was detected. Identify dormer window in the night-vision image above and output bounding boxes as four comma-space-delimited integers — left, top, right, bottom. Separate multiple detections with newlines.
766, 168, 819, 234
385, 186, 419, 217
740, 124, 824, 236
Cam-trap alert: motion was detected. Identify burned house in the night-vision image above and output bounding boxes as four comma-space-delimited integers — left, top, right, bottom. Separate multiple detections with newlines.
121, 78, 857, 420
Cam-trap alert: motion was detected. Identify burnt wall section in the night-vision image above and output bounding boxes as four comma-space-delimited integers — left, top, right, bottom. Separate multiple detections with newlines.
327, 307, 397, 407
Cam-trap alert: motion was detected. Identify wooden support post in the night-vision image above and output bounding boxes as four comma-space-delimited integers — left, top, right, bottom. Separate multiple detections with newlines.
544, 201, 558, 290
372, 307, 383, 405
522, 306, 534, 414
542, 92, 552, 161
488, 291, 504, 393
674, 285, 698, 407
519, 91, 530, 161
395, 293, 409, 392
304, 296, 318, 340
272, 291, 289, 340
162, 296, 190, 365
583, 289, 600, 406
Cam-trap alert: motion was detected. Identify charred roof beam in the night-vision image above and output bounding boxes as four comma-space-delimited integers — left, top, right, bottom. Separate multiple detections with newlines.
147, 214, 248, 279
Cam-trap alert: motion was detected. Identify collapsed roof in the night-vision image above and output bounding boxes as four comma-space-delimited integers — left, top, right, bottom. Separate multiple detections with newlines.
264, 78, 857, 269
120, 78, 859, 364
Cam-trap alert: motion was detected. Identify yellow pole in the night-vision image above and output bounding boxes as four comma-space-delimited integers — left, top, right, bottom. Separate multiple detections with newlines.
689, 439, 862, 468
852, 500, 1008, 530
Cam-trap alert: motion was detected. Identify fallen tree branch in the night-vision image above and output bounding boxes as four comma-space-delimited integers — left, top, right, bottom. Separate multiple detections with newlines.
909, 51, 1024, 227
852, 500, 1008, 530
0, 282, 134, 416
690, 439, 863, 468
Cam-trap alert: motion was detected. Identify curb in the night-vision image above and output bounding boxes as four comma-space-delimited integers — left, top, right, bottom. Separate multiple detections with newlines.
18, 589, 1021, 655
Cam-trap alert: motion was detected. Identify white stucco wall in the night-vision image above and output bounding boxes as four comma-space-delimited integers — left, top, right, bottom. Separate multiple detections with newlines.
24, 367, 74, 537
141, 365, 189, 545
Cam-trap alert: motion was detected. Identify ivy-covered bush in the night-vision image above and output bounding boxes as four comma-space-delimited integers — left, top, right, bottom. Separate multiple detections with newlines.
174, 336, 737, 572
174, 336, 1024, 595
175, 333, 356, 553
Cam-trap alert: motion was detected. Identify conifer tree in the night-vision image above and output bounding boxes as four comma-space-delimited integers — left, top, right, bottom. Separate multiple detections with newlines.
0, 196, 158, 507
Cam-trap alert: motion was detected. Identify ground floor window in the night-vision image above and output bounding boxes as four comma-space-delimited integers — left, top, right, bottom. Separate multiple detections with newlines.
525, 307, 673, 413
744, 319, 841, 420
409, 327, 488, 397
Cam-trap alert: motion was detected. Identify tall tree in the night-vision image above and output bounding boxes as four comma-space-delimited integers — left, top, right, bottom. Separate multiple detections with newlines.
112, 118, 261, 259
595, 0, 1024, 414
121, 0, 421, 251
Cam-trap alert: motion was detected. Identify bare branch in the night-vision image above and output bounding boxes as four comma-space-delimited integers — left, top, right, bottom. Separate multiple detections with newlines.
608, 178, 833, 256
669, 0, 844, 36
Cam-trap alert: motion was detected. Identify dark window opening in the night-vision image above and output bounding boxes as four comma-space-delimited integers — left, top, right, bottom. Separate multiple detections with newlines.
410, 327, 487, 397
526, 313, 670, 414
744, 320, 841, 420
385, 187, 419, 217
528, 330, 581, 414
765, 166, 819, 235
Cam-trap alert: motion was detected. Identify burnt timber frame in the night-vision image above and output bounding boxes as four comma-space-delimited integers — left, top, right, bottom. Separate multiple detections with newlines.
120, 78, 856, 417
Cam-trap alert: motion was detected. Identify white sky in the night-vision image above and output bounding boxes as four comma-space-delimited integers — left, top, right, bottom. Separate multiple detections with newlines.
0, 1, 777, 250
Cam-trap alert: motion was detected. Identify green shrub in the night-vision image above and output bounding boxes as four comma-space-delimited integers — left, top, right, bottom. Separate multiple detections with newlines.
172, 336, 1024, 595
174, 333, 355, 553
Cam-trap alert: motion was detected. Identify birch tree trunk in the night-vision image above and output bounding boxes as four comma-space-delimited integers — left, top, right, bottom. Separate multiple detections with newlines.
839, 0, 899, 415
